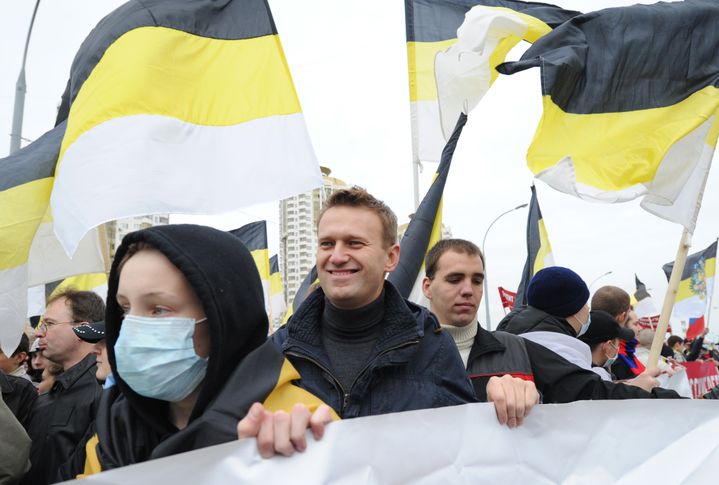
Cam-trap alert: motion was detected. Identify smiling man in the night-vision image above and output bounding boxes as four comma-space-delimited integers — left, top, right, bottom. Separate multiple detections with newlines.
235, 187, 475, 457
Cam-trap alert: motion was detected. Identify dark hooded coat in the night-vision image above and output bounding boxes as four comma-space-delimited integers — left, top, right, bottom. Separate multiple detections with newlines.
91, 224, 268, 470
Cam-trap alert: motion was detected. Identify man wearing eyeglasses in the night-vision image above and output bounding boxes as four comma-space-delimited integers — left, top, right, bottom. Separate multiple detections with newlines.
22, 290, 105, 485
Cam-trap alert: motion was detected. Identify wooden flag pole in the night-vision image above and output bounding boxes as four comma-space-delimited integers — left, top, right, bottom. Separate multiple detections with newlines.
97, 223, 113, 275
704, 236, 719, 330
647, 228, 692, 369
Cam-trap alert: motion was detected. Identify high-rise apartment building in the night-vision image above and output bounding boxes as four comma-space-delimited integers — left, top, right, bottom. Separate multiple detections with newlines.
105, 214, 170, 259
279, 167, 349, 306
397, 216, 452, 242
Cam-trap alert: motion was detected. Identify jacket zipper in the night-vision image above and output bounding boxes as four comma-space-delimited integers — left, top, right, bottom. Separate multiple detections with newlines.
287, 338, 421, 415
285, 351, 348, 412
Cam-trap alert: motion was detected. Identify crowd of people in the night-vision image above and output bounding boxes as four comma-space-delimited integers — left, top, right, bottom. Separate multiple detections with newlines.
1, 187, 717, 483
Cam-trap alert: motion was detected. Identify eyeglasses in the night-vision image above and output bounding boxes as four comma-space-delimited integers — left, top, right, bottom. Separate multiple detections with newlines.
38, 320, 81, 333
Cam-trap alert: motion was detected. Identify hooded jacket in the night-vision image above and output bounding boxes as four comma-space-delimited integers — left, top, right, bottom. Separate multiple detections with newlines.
497, 306, 576, 337
85, 224, 268, 472
495, 306, 681, 400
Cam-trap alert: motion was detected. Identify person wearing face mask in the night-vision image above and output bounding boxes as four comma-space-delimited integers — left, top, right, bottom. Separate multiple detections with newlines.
578, 311, 635, 381
498, 269, 681, 399
497, 267, 595, 367
67, 224, 269, 477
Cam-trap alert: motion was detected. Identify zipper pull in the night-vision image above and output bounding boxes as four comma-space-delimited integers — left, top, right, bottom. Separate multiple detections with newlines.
343, 392, 350, 410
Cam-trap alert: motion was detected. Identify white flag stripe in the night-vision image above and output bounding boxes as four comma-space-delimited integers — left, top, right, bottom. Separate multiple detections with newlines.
51, 113, 322, 256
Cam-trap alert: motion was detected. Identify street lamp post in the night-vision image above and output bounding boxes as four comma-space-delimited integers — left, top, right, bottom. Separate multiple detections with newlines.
482, 203, 528, 330
9, 0, 41, 154
588, 270, 613, 290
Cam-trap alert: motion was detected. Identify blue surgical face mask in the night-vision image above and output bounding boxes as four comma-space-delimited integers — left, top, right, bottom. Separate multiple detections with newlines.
575, 313, 592, 338
114, 314, 208, 402
604, 341, 619, 368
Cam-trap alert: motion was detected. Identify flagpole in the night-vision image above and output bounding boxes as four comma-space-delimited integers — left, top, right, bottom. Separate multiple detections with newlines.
647, 229, 692, 369
412, 160, 420, 209
705, 237, 719, 329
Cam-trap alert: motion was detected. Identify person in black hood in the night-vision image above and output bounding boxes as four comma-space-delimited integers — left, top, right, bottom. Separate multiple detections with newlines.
67, 224, 268, 477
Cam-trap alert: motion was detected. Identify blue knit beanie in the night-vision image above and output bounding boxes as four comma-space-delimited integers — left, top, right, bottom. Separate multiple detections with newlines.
527, 267, 589, 317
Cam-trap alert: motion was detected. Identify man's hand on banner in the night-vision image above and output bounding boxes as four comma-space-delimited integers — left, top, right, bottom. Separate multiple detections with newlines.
486, 375, 540, 429
237, 402, 334, 458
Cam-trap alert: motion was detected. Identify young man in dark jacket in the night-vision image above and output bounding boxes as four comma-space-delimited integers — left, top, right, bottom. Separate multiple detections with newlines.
423, 243, 681, 408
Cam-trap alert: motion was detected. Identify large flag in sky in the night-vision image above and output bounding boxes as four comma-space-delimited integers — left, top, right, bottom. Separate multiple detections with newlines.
662, 240, 717, 337
268, 255, 287, 326
230, 221, 271, 316
514, 185, 553, 308
0, 124, 106, 355
387, 114, 467, 303
405, 0, 578, 162
50, 0, 322, 256
498, 1, 719, 232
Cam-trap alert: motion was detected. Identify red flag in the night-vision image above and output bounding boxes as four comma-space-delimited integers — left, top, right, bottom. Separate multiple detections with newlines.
686, 316, 706, 341
681, 360, 719, 398
498, 287, 516, 311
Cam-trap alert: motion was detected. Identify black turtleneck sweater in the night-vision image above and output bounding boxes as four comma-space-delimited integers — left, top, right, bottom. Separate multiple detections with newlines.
321, 291, 385, 392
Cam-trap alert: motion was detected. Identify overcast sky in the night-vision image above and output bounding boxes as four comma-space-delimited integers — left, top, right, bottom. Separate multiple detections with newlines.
1, 0, 717, 332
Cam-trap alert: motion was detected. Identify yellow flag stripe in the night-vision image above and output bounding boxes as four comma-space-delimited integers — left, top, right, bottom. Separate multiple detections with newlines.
269, 272, 283, 295
533, 218, 553, 275
407, 39, 457, 102
59, 27, 301, 165
262, 358, 340, 421
487, 9, 551, 85
250, 249, 271, 280
50, 272, 108, 300
529, 86, 719, 191
676, 257, 716, 302
491, 7, 552, 43
0, 178, 53, 270
408, 8, 552, 102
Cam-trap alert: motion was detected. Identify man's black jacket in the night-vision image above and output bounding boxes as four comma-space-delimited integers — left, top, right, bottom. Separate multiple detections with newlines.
23, 354, 101, 485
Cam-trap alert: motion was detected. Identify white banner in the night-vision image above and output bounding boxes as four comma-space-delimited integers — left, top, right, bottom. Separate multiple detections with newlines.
71, 400, 719, 484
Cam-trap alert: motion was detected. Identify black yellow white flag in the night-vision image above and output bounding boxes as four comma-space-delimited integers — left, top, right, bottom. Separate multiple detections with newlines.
514, 185, 554, 308
663, 240, 717, 323
50, 0, 321, 256
231, 221, 272, 316
269, 255, 287, 325
499, 1, 719, 232
0, 124, 105, 355
405, 0, 578, 162
388, 114, 467, 302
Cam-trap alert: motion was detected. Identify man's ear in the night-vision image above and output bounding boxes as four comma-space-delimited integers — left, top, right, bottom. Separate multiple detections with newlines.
384, 244, 401, 273
422, 277, 432, 300
14, 351, 28, 366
